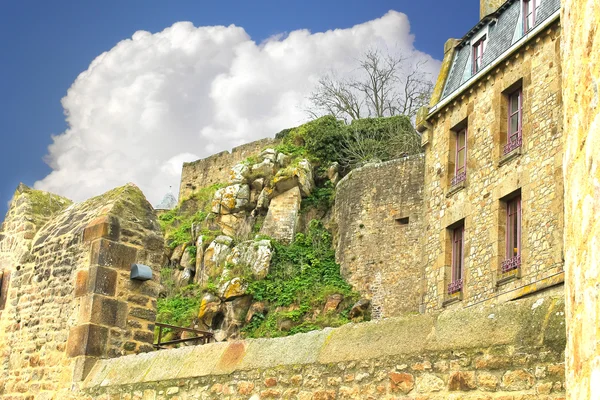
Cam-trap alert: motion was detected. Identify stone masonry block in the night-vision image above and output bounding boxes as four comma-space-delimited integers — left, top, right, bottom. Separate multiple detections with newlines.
66, 324, 109, 358
83, 216, 120, 243
90, 239, 137, 270
79, 294, 128, 329
75, 266, 118, 298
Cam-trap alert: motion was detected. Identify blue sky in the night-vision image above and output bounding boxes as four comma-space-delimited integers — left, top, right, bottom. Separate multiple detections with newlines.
0, 0, 479, 219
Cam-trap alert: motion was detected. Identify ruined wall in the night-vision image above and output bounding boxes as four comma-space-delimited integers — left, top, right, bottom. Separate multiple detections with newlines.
421, 20, 564, 311
179, 138, 279, 200
334, 155, 424, 318
82, 294, 566, 399
0, 184, 164, 399
561, 0, 600, 398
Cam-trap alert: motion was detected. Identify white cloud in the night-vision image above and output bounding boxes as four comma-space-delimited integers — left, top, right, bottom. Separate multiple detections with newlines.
34, 11, 440, 205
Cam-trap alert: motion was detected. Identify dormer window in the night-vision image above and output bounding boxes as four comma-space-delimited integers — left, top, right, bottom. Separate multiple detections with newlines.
523, 0, 541, 33
472, 35, 487, 74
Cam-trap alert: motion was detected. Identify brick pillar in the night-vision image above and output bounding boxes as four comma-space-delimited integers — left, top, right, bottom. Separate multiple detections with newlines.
67, 215, 161, 381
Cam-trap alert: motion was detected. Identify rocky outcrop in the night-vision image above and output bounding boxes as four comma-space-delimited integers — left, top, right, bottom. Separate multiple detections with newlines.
260, 186, 302, 243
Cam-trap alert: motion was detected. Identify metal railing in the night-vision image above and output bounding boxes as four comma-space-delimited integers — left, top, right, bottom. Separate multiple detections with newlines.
154, 322, 214, 350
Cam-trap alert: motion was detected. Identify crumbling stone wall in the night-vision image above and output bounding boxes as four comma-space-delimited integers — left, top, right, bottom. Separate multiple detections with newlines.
179, 138, 279, 200
82, 294, 566, 399
334, 156, 424, 318
0, 184, 164, 399
420, 20, 564, 311
561, 0, 600, 398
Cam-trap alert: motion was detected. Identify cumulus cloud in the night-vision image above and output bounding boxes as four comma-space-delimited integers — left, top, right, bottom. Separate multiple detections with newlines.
34, 11, 440, 205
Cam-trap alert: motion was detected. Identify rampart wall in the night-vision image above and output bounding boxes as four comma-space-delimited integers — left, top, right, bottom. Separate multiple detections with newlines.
81, 294, 566, 399
333, 155, 425, 318
179, 138, 279, 200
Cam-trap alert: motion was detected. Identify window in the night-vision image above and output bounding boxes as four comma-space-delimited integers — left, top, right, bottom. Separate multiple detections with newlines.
448, 224, 464, 294
523, 0, 541, 33
452, 127, 467, 186
502, 196, 521, 273
472, 35, 487, 74
504, 88, 523, 155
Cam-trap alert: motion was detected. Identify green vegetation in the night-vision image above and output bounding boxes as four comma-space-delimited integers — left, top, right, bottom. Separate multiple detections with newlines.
301, 181, 335, 213
275, 114, 421, 170
243, 220, 360, 338
158, 183, 224, 249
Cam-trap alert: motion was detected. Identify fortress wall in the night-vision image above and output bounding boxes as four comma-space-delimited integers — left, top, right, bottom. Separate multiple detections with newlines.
82, 294, 566, 399
179, 138, 279, 200
561, 0, 600, 398
333, 155, 425, 318
0, 184, 164, 399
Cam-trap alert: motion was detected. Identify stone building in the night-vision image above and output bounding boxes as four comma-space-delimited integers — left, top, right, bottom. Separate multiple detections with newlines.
417, 0, 564, 311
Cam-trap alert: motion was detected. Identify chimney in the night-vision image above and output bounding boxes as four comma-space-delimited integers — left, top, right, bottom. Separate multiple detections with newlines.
480, 0, 505, 19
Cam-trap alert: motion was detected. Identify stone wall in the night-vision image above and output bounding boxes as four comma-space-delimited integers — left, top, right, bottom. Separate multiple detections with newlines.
179, 138, 279, 200
420, 20, 564, 311
81, 294, 566, 400
561, 0, 600, 398
0, 184, 164, 399
334, 155, 424, 318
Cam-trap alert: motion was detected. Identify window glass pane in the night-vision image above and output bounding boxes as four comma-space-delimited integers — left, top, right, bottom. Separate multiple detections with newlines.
457, 149, 465, 169
458, 131, 466, 148
510, 114, 519, 135
512, 216, 519, 255
510, 93, 520, 113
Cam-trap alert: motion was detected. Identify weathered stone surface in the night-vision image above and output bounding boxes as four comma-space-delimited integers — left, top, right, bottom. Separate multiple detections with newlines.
334, 157, 424, 318
251, 159, 276, 180
171, 244, 185, 264
260, 186, 301, 243
260, 148, 277, 162
82, 294, 565, 399
197, 293, 221, 329
561, 0, 600, 397
179, 138, 278, 200
229, 163, 249, 184
389, 372, 414, 394
322, 294, 343, 313
327, 162, 340, 185
213, 184, 250, 214
273, 159, 314, 197
0, 183, 163, 398
416, 373, 444, 393
276, 152, 290, 168
448, 371, 476, 391
501, 370, 535, 391
226, 239, 273, 280
348, 299, 370, 320
219, 277, 247, 299
180, 248, 194, 270
203, 236, 233, 277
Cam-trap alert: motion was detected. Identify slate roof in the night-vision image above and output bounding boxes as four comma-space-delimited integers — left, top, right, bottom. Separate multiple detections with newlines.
439, 0, 560, 102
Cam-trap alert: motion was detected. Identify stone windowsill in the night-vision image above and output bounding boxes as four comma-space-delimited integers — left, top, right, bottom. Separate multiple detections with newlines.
446, 180, 466, 198
498, 146, 522, 167
496, 268, 521, 286
442, 291, 463, 307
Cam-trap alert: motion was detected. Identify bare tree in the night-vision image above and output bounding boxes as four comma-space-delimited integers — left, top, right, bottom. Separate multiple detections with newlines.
309, 50, 434, 122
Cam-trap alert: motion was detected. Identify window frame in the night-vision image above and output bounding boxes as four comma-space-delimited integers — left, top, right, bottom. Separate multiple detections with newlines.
472, 35, 487, 74
448, 224, 465, 294
523, 0, 540, 33
502, 196, 522, 273
452, 127, 468, 186
504, 87, 523, 155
